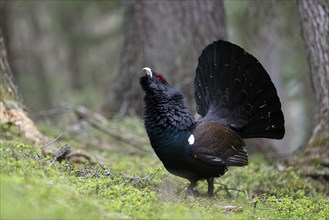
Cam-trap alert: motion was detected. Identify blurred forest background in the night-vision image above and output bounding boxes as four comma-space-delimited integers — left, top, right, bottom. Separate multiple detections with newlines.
1, 1, 329, 219
0, 0, 319, 156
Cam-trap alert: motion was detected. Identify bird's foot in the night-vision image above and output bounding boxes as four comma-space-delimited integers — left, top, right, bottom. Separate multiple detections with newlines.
186, 189, 200, 197
208, 192, 214, 198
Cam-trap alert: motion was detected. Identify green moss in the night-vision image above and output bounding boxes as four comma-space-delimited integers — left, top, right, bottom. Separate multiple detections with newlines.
309, 136, 329, 148
1, 141, 328, 219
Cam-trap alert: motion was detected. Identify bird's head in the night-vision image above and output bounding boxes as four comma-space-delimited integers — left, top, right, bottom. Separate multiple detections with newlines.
140, 67, 195, 130
140, 67, 173, 96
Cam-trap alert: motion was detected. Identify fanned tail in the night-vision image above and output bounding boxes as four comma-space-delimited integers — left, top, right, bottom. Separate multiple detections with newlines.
194, 40, 285, 139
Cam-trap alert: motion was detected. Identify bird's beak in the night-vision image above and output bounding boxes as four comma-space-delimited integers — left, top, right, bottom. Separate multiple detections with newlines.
143, 67, 152, 78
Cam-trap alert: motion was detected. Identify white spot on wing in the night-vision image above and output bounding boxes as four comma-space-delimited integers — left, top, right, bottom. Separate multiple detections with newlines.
188, 134, 195, 145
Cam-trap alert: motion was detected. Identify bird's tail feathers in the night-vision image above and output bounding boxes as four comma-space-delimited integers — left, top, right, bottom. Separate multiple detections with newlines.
194, 40, 285, 139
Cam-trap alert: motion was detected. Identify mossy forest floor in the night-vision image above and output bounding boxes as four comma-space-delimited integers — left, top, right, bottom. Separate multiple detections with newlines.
1, 117, 328, 219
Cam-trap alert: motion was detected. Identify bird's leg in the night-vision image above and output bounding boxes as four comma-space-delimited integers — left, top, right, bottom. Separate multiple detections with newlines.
206, 177, 214, 197
187, 180, 198, 196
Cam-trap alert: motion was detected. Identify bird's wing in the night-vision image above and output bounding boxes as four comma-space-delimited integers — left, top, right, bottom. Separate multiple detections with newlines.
189, 121, 248, 166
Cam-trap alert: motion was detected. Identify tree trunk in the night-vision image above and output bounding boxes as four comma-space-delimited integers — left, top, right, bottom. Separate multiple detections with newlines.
0, 28, 47, 145
296, 0, 329, 179
298, 0, 329, 147
0, 32, 22, 104
104, 0, 226, 117
4, 1, 59, 112
58, 7, 84, 91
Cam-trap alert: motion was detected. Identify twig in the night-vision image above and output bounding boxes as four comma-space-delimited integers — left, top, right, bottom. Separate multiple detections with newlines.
122, 174, 157, 191
35, 107, 71, 119
98, 163, 115, 178
253, 199, 283, 209
214, 182, 246, 197
42, 134, 63, 149
76, 167, 101, 178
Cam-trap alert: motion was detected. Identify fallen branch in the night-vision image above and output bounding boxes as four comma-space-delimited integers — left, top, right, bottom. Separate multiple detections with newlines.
67, 151, 96, 164
74, 106, 149, 152
214, 182, 246, 197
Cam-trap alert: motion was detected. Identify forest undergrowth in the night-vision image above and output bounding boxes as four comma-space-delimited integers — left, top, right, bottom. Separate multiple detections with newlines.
1, 117, 328, 219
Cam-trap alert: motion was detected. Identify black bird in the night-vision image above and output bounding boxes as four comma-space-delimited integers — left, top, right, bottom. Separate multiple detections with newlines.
139, 40, 285, 197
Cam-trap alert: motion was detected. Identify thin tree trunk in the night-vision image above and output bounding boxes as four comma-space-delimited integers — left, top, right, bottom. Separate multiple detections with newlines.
58, 8, 83, 91
27, 5, 53, 108
104, 0, 226, 117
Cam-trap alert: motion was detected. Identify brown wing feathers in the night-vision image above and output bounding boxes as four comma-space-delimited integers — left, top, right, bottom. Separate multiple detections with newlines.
190, 121, 248, 166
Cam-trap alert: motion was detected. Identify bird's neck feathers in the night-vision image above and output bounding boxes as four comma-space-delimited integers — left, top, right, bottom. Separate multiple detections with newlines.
143, 91, 195, 161
143, 91, 195, 130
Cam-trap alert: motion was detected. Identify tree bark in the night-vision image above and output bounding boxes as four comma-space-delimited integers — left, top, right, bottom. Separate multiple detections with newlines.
104, 0, 226, 117
0, 28, 47, 145
296, 0, 329, 181
298, 0, 329, 147
0, 33, 21, 104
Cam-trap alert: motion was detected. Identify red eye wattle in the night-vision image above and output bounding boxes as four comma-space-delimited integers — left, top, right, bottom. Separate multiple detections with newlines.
156, 74, 166, 83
